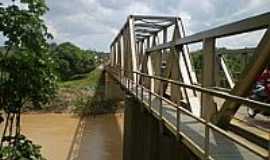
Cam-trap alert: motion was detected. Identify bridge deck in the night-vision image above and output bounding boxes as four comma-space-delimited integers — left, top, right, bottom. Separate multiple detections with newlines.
119, 78, 267, 160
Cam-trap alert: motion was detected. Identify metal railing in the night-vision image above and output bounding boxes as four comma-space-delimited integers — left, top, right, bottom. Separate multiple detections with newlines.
106, 66, 269, 160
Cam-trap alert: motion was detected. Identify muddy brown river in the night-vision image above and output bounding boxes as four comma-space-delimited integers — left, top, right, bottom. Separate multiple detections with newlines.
0, 113, 124, 160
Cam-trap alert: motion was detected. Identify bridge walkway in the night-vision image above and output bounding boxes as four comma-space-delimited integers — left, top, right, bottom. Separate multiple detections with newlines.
109, 71, 268, 160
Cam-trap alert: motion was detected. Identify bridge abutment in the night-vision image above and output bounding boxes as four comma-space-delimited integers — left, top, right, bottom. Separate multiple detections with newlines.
123, 95, 199, 160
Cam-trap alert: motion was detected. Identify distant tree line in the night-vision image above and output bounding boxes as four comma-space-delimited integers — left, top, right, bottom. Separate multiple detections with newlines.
191, 47, 255, 83
0, 42, 105, 81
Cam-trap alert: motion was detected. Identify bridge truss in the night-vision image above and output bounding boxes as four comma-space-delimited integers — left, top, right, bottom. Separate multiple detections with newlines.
109, 13, 270, 160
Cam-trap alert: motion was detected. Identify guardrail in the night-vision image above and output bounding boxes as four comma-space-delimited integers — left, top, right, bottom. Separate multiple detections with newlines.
106, 66, 270, 160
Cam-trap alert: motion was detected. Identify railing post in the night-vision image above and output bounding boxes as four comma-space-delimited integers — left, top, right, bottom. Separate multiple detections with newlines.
149, 77, 152, 108
204, 120, 210, 160
202, 38, 217, 121
122, 69, 124, 84
119, 67, 122, 82
176, 101, 181, 135
159, 59, 166, 119
136, 73, 138, 97
130, 72, 133, 91
159, 79, 163, 119
124, 70, 126, 85
141, 83, 144, 102
127, 76, 130, 90
130, 76, 132, 91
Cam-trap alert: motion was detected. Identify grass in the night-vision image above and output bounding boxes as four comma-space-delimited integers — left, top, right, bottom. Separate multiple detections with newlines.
58, 66, 121, 116
59, 67, 102, 90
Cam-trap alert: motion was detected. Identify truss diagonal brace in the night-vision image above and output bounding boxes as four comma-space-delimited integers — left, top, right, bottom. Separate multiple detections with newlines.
214, 27, 270, 128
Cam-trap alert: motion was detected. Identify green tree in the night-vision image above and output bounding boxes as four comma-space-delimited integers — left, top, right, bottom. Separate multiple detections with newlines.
51, 42, 96, 80
0, 0, 55, 159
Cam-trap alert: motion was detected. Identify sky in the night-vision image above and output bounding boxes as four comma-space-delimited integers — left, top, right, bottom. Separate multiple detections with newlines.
2, 0, 270, 51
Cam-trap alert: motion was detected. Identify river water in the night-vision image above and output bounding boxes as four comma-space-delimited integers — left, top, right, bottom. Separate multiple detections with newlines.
0, 113, 124, 160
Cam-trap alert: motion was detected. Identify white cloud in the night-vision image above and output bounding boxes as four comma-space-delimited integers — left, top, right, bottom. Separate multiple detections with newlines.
126, 1, 152, 15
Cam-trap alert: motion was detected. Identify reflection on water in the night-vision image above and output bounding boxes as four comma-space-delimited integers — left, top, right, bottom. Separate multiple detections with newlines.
0, 113, 124, 160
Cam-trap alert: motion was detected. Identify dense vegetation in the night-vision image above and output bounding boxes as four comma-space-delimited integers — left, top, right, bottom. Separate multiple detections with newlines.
191, 47, 255, 82
0, 42, 103, 81
0, 0, 104, 158
0, 0, 55, 159
49, 42, 97, 81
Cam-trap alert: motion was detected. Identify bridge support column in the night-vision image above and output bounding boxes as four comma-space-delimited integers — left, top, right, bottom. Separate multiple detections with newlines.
123, 95, 199, 160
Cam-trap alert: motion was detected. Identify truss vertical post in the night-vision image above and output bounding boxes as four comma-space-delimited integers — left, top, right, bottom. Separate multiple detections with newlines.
201, 38, 217, 121
146, 36, 155, 93
139, 40, 144, 70
120, 35, 124, 79
110, 45, 114, 67
128, 16, 138, 83
117, 38, 122, 68
115, 41, 118, 66
163, 28, 167, 44
214, 55, 222, 87
147, 37, 150, 48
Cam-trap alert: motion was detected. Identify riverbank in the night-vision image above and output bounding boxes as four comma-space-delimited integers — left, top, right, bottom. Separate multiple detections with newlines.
0, 66, 125, 160
22, 67, 101, 113
23, 66, 123, 115
21, 66, 124, 160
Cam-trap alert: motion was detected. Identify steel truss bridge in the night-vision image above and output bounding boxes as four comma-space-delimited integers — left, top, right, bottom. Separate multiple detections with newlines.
106, 12, 270, 160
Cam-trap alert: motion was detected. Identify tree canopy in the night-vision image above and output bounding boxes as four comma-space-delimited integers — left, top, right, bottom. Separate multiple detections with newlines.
0, 0, 55, 159
50, 42, 96, 80
0, 0, 56, 111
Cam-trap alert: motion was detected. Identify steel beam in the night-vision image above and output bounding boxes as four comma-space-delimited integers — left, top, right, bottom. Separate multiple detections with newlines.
201, 38, 217, 121
135, 28, 159, 32
135, 33, 152, 37
219, 55, 235, 88
132, 15, 177, 21
214, 27, 270, 127
146, 12, 270, 53
129, 16, 138, 82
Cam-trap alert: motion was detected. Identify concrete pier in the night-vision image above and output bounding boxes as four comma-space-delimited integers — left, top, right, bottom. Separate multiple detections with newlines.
123, 95, 198, 160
